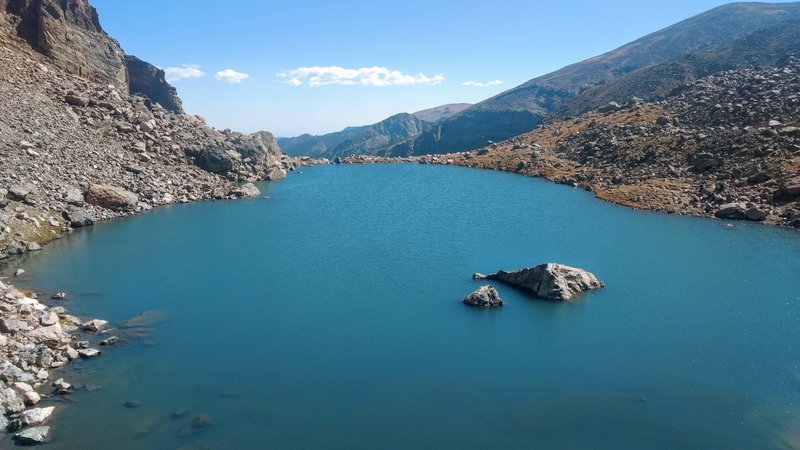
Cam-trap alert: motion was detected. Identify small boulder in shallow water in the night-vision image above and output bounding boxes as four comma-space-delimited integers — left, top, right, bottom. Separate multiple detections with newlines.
82, 319, 108, 332
463, 285, 504, 308
474, 263, 604, 301
100, 336, 119, 346
13, 426, 49, 445
78, 348, 101, 358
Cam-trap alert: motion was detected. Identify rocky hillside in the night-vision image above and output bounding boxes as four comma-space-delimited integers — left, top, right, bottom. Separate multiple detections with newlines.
278, 103, 473, 158
0, 0, 295, 260
376, 58, 800, 229
412, 103, 471, 122
403, 2, 800, 155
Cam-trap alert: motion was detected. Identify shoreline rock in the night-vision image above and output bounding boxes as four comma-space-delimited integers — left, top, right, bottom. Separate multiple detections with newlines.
474, 263, 604, 301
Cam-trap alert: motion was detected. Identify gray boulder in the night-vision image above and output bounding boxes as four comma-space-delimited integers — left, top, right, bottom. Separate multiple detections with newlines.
474, 263, 604, 301
230, 183, 260, 198
463, 285, 504, 308
63, 206, 94, 228
715, 202, 747, 220
7, 184, 37, 202
0, 363, 35, 384
63, 187, 85, 206
778, 176, 800, 197
185, 145, 235, 174
0, 381, 26, 415
745, 207, 767, 221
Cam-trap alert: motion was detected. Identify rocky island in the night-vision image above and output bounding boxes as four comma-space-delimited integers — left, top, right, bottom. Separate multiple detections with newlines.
474, 263, 604, 301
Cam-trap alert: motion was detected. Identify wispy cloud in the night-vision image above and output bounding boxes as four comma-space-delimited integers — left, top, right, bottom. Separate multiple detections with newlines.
164, 64, 205, 82
462, 80, 503, 87
215, 69, 250, 84
277, 66, 445, 87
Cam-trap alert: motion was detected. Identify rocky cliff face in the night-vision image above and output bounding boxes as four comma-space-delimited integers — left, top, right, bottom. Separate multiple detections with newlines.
4, 0, 128, 92
0, 0, 296, 260
125, 55, 183, 114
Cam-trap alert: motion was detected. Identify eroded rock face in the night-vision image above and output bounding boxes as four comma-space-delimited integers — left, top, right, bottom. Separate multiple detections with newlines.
85, 184, 138, 211
6, 0, 128, 92
125, 55, 183, 114
463, 285, 504, 308
474, 263, 604, 301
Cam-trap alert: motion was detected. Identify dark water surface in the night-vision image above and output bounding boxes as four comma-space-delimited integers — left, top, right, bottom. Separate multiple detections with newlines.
5, 164, 800, 449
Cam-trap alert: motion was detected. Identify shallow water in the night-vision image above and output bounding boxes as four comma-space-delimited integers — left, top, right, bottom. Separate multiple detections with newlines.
5, 164, 800, 449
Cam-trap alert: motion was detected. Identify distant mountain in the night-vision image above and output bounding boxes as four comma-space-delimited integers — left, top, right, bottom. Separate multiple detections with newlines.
412, 103, 471, 122
559, 19, 800, 117
405, 1, 800, 155
278, 104, 469, 158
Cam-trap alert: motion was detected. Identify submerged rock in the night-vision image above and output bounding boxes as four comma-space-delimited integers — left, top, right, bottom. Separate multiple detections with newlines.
100, 336, 119, 346
177, 414, 213, 437
474, 263, 604, 301
463, 285, 504, 308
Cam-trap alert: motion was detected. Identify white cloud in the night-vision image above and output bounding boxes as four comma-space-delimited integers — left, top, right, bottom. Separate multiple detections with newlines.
164, 64, 205, 82
462, 80, 503, 87
215, 69, 250, 84
277, 66, 445, 87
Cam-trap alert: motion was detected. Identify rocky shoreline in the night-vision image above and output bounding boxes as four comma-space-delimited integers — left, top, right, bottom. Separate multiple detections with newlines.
0, 0, 331, 441
336, 59, 800, 231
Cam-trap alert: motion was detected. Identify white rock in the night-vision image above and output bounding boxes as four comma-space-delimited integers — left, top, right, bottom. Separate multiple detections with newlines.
19, 406, 54, 426
12, 382, 33, 393
13, 426, 50, 444
23, 390, 41, 406
78, 348, 101, 358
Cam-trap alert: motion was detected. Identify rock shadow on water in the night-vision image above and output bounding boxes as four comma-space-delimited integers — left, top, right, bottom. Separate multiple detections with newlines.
121, 310, 169, 328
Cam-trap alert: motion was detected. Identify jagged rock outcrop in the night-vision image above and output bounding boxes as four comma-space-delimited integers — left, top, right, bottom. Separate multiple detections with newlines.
125, 55, 183, 114
463, 285, 504, 308
474, 263, 604, 301
186, 131, 286, 179
4, 0, 128, 92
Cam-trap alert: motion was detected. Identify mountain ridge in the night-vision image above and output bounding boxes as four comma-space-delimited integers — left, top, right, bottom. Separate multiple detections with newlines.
277, 103, 471, 158
403, 1, 800, 154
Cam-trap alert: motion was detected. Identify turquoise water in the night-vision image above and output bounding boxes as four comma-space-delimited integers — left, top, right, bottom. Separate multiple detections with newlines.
4, 164, 800, 449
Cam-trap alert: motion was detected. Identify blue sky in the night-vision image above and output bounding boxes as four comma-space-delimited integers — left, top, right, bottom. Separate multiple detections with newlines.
93, 0, 793, 137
